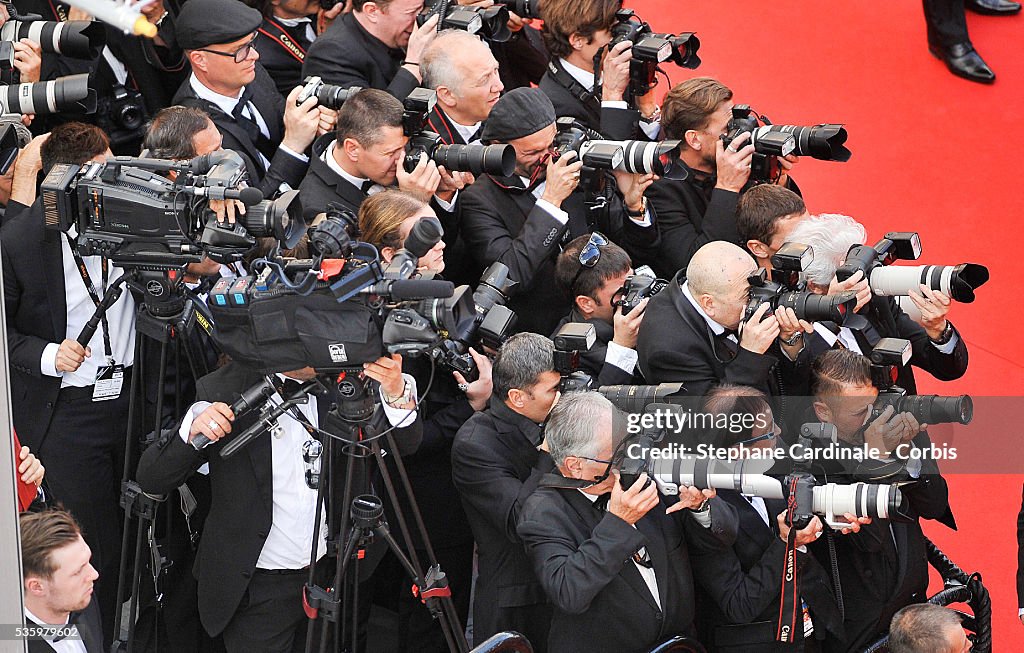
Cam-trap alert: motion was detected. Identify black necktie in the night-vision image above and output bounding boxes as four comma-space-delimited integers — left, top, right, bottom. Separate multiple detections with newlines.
280, 378, 304, 397
51, 612, 78, 642
713, 328, 738, 361
232, 86, 259, 131
592, 492, 611, 512
360, 179, 376, 193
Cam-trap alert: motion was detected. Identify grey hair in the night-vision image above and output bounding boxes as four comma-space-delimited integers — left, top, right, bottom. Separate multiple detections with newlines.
786, 213, 867, 286
888, 603, 963, 653
422, 30, 483, 94
546, 392, 616, 468
492, 333, 555, 400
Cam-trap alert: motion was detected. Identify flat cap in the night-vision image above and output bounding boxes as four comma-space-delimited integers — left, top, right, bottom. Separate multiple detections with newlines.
176, 0, 263, 51
481, 87, 556, 143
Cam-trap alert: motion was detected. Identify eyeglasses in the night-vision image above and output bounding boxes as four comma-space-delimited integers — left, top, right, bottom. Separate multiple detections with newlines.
568, 231, 609, 298
199, 34, 258, 64
735, 418, 781, 447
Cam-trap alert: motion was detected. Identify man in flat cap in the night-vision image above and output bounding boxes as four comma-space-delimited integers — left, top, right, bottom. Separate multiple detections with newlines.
458, 87, 660, 335
172, 0, 333, 198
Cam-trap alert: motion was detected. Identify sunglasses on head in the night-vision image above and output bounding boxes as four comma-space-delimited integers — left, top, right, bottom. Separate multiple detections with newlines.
568, 231, 609, 297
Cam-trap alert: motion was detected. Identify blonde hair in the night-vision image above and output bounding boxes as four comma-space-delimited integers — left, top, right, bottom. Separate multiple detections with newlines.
358, 190, 429, 251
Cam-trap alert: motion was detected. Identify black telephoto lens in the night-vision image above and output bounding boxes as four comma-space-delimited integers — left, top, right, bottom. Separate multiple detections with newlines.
778, 290, 858, 324
503, 0, 541, 18
597, 383, 687, 413
403, 216, 444, 257
768, 124, 851, 162
433, 143, 515, 176
900, 394, 973, 425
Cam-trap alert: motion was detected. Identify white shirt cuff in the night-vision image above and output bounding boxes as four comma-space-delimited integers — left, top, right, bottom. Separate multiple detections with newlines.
535, 198, 568, 225
1018, 607, 1024, 618
690, 506, 712, 528
278, 144, 309, 163
639, 120, 661, 139
40, 342, 62, 377
434, 191, 457, 211
932, 331, 959, 355
379, 373, 419, 428
179, 401, 214, 443
605, 341, 638, 375
628, 207, 653, 228
601, 100, 628, 110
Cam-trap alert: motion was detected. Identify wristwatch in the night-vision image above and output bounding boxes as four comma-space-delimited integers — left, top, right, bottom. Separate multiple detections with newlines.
690, 497, 711, 513
382, 379, 413, 407
780, 331, 804, 346
626, 196, 647, 218
930, 321, 954, 346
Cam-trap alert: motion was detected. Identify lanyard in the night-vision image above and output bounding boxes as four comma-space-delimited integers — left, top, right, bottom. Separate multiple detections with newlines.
259, 17, 309, 64
65, 235, 113, 361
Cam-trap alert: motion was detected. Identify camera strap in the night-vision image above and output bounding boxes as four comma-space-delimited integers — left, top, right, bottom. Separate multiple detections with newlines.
258, 17, 309, 64
66, 234, 113, 362
776, 476, 801, 643
546, 60, 601, 126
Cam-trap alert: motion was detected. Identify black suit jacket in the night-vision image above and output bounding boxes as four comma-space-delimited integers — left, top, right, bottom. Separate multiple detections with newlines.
299, 134, 368, 220
26, 599, 104, 653
637, 273, 779, 397
301, 11, 419, 98
450, 398, 552, 648
552, 310, 638, 385
172, 66, 309, 198
459, 173, 658, 335
491, 25, 549, 90
2, 201, 71, 450
538, 61, 642, 140
691, 492, 844, 652
135, 362, 423, 636
254, 14, 315, 97
517, 479, 734, 653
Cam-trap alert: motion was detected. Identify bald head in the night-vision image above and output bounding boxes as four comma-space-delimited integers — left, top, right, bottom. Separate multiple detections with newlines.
687, 241, 757, 296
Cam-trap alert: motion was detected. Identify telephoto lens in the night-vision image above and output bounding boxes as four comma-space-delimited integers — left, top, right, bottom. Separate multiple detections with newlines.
597, 383, 686, 414
433, 143, 515, 176
776, 290, 858, 324
0, 20, 105, 58
0, 74, 97, 115
868, 263, 989, 303
296, 76, 361, 110
760, 124, 851, 162
874, 393, 973, 425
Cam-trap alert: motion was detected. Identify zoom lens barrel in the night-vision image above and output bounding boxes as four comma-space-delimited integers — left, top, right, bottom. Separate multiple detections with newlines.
0, 74, 96, 115
244, 189, 304, 248
433, 143, 515, 176
0, 20, 105, 58
776, 290, 857, 324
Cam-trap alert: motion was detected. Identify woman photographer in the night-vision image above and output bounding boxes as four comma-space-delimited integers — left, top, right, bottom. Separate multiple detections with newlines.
357, 189, 489, 652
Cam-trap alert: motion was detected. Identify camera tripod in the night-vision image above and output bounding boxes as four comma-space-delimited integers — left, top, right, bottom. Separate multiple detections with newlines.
94, 266, 216, 653
294, 370, 469, 653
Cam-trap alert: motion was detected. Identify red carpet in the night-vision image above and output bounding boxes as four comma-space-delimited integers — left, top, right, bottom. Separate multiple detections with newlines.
630, 0, 1024, 647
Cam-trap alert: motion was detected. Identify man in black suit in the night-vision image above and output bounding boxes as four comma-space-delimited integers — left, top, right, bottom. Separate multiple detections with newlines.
302, 0, 439, 98
172, 0, 328, 198
451, 332, 561, 651
20, 509, 104, 653
459, 87, 659, 336
552, 234, 647, 385
2, 123, 131, 646
807, 350, 954, 652
736, 184, 809, 271
692, 385, 849, 653
787, 213, 969, 396
923, 0, 1018, 84
136, 355, 423, 652
538, 0, 656, 140
637, 241, 809, 398
645, 77, 800, 279
517, 391, 732, 653
421, 30, 503, 146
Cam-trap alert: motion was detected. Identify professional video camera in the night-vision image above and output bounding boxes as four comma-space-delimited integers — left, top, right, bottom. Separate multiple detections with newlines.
723, 104, 851, 184
552, 322, 686, 409
401, 88, 516, 176
419, 0, 511, 42
869, 338, 974, 425
39, 150, 302, 268
835, 231, 989, 303
606, 9, 700, 102
620, 415, 912, 529
743, 243, 858, 324
552, 117, 686, 179
296, 76, 361, 110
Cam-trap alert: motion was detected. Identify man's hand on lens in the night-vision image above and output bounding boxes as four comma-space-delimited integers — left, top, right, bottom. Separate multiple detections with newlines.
600, 40, 633, 103
188, 402, 235, 444
13, 39, 41, 83
715, 131, 754, 193
608, 470, 660, 525
828, 269, 872, 313
863, 405, 920, 458
777, 513, 822, 547
453, 347, 492, 411
612, 297, 648, 349
612, 170, 656, 213
436, 165, 473, 202
18, 445, 45, 487
774, 153, 798, 187
282, 86, 321, 153
364, 354, 406, 401
775, 306, 812, 347
666, 485, 716, 514
55, 339, 89, 373
833, 513, 872, 535
405, 14, 440, 80
316, 106, 339, 137
506, 10, 532, 32
210, 198, 245, 225
908, 284, 952, 340
397, 152, 442, 202
739, 302, 780, 355
539, 151, 582, 208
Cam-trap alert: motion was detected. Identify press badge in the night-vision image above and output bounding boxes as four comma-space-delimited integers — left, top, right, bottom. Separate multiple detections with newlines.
93, 364, 125, 401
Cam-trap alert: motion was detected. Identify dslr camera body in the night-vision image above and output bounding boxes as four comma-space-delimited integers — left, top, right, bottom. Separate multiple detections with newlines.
743, 242, 858, 325
418, 0, 511, 42
868, 338, 974, 425
607, 9, 700, 102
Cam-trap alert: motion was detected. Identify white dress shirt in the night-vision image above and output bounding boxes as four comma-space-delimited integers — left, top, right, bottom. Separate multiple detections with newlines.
24, 608, 87, 653
323, 142, 384, 195
41, 233, 136, 388
604, 341, 638, 375
276, 15, 317, 44
451, 119, 481, 144
179, 373, 418, 568
681, 281, 737, 344
811, 321, 959, 355
558, 58, 661, 139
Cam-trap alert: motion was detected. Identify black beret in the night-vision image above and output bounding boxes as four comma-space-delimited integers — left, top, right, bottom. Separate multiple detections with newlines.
481, 87, 556, 143
176, 0, 263, 51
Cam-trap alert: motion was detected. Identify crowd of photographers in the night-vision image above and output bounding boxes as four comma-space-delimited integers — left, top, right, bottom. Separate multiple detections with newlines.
3, 0, 988, 652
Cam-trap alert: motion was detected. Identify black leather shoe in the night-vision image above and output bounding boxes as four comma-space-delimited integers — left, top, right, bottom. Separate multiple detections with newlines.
966, 0, 1021, 15
929, 42, 996, 84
